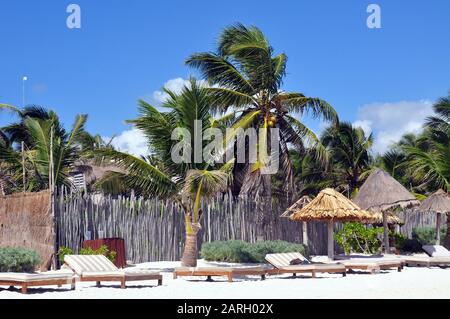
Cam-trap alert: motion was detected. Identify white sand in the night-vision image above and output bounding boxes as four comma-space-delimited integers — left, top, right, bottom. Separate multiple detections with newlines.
1, 259, 449, 299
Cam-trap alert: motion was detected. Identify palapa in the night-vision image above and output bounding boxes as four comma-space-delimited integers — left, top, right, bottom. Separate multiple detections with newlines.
363, 212, 404, 226
289, 188, 372, 260
353, 168, 420, 253
416, 189, 450, 244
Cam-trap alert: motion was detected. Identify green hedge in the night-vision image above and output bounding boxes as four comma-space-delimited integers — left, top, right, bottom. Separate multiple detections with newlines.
200, 240, 308, 263
0, 247, 41, 272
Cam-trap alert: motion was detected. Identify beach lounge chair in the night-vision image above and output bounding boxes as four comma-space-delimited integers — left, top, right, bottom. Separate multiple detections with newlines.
64, 255, 162, 288
173, 266, 268, 282
334, 255, 404, 273
265, 253, 347, 277
0, 271, 75, 294
402, 245, 450, 267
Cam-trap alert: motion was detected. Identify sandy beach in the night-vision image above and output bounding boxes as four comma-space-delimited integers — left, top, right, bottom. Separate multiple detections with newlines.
1, 259, 449, 299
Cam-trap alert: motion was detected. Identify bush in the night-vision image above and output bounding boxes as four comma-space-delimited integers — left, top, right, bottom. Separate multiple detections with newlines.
58, 245, 117, 263
0, 247, 41, 272
412, 226, 447, 245
334, 222, 384, 255
200, 240, 308, 263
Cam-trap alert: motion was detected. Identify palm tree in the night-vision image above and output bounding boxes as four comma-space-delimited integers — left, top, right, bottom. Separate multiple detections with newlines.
320, 122, 374, 197
186, 24, 338, 238
403, 93, 450, 192
0, 105, 88, 191
93, 79, 232, 267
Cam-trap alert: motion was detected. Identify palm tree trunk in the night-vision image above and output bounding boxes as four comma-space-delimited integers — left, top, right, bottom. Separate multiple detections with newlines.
181, 215, 201, 267
181, 233, 198, 267
444, 213, 450, 250
256, 174, 272, 241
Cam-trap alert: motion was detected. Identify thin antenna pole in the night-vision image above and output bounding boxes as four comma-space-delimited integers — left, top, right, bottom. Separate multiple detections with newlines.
22, 76, 27, 107
22, 141, 26, 192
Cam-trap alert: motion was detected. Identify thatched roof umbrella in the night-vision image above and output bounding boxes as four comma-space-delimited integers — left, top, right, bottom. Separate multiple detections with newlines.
289, 188, 373, 260
280, 195, 312, 245
363, 212, 404, 226
354, 168, 420, 253
416, 190, 450, 245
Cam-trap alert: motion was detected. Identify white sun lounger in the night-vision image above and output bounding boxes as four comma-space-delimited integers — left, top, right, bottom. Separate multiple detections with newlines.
401, 246, 450, 267
0, 271, 75, 294
64, 255, 162, 288
265, 253, 347, 277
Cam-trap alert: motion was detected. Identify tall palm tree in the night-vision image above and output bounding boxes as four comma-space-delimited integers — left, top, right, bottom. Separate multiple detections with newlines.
320, 122, 373, 197
93, 79, 232, 266
186, 24, 338, 238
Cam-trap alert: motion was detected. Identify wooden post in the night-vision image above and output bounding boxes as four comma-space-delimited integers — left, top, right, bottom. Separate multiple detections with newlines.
302, 221, 308, 246
382, 211, 390, 253
436, 213, 441, 245
327, 220, 334, 260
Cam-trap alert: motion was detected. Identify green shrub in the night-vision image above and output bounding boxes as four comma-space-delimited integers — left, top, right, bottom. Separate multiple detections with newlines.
391, 231, 407, 250
200, 240, 308, 263
334, 222, 384, 255
412, 226, 447, 245
200, 241, 252, 263
58, 246, 74, 264
0, 247, 41, 272
58, 245, 117, 263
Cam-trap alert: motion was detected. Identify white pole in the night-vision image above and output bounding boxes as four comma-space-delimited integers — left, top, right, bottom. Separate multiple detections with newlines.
22, 76, 27, 107
327, 220, 334, 260
436, 213, 441, 245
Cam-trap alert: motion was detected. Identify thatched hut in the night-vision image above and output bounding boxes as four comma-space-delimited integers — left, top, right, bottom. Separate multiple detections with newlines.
354, 168, 420, 253
416, 189, 450, 245
289, 188, 372, 260
363, 212, 404, 226
280, 195, 312, 245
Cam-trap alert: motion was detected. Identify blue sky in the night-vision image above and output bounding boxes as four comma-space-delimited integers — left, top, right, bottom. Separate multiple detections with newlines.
0, 0, 449, 154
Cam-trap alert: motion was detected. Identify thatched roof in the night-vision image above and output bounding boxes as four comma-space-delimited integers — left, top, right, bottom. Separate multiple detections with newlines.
417, 189, 450, 214
289, 188, 373, 222
363, 212, 404, 225
353, 168, 420, 212
280, 195, 312, 218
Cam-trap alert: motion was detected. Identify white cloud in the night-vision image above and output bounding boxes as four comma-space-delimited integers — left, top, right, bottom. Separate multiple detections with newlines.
152, 78, 191, 103
107, 129, 148, 157
151, 77, 210, 105
352, 100, 433, 154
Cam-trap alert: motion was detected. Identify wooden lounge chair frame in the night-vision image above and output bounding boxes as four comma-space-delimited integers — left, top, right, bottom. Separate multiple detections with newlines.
64, 255, 163, 289
173, 267, 267, 282
84, 273, 163, 289
265, 265, 347, 278
0, 277, 76, 294
402, 256, 450, 268
265, 253, 347, 278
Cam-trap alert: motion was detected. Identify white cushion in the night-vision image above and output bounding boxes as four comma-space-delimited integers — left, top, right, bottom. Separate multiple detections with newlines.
265, 252, 310, 268
64, 255, 118, 275
0, 271, 73, 282
422, 245, 450, 257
